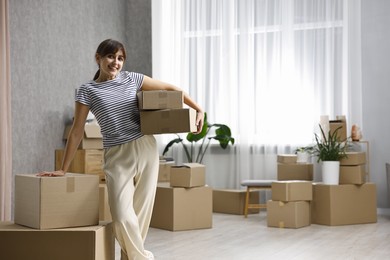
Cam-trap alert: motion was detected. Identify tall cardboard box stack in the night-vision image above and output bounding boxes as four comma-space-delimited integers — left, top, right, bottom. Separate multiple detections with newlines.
56, 123, 105, 183
277, 154, 314, 181
312, 151, 377, 226
267, 181, 312, 228
0, 173, 115, 260
56, 121, 109, 221
151, 163, 213, 231
138, 90, 197, 134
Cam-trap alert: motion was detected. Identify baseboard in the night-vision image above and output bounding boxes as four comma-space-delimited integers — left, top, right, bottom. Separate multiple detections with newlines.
377, 208, 390, 216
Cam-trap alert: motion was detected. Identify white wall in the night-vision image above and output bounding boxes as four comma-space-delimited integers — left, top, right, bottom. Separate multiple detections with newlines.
361, 0, 390, 208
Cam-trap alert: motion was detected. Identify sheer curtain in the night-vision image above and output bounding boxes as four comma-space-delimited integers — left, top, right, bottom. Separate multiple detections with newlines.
152, 0, 361, 188
0, 0, 12, 221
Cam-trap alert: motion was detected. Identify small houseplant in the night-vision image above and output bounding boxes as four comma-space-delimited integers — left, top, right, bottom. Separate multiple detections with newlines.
162, 112, 235, 163
294, 145, 315, 163
312, 124, 348, 184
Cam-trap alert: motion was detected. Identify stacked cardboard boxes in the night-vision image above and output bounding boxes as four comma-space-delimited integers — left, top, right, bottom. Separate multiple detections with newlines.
277, 154, 314, 181
138, 90, 197, 134
158, 157, 175, 182
312, 151, 377, 226
267, 181, 312, 228
0, 173, 115, 260
150, 163, 213, 231
56, 123, 105, 183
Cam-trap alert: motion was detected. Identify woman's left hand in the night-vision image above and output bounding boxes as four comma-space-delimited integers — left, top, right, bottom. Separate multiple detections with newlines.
195, 111, 205, 134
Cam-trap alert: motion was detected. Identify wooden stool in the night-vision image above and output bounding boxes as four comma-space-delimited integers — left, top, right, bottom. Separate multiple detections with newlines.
241, 180, 273, 218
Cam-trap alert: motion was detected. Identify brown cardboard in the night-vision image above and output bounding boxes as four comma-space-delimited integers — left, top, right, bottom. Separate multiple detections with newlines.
329, 115, 347, 141
267, 200, 311, 228
15, 173, 99, 229
140, 108, 197, 134
340, 152, 366, 166
150, 183, 212, 231
271, 181, 313, 202
170, 163, 206, 188
158, 160, 175, 182
311, 183, 377, 226
277, 154, 298, 164
212, 189, 260, 215
339, 165, 366, 184
277, 163, 313, 181
0, 221, 114, 260
55, 149, 105, 183
99, 184, 112, 222
64, 124, 103, 149
137, 90, 183, 110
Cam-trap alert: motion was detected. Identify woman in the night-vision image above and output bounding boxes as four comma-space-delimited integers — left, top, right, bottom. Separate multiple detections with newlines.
39, 39, 204, 260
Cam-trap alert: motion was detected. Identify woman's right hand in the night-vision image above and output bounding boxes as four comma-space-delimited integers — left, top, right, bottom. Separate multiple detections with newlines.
36, 170, 65, 177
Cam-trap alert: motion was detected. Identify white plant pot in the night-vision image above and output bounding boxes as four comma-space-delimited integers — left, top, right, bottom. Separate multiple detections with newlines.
296, 152, 310, 163
321, 161, 340, 185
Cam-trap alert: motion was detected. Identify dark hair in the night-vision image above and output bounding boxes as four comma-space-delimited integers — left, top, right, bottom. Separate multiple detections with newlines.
93, 39, 127, 80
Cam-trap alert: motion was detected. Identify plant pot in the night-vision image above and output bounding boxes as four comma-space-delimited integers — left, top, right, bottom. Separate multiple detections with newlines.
321, 161, 340, 185
296, 152, 310, 163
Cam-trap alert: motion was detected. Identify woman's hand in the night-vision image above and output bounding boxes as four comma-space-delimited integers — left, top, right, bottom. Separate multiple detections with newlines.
195, 111, 205, 134
36, 170, 65, 177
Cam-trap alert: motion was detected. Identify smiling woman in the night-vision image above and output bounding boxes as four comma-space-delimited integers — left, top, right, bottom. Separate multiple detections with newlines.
38, 38, 204, 260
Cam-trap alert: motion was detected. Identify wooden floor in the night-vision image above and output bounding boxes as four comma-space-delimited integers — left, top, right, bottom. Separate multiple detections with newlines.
115, 211, 390, 260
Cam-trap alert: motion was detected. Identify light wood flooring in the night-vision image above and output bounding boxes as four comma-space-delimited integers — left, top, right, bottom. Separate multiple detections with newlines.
115, 211, 390, 260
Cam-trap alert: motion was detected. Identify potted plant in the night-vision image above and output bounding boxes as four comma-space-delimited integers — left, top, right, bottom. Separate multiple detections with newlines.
162, 112, 235, 163
294, 145, 314, 163
312, 124, 348, 184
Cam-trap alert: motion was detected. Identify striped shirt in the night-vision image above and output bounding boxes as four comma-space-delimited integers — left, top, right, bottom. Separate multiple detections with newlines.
76, 71, 144, 148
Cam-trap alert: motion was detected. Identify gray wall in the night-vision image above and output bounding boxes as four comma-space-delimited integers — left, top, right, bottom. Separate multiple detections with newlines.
361, 0, 390, 208
9, 0, 151, 178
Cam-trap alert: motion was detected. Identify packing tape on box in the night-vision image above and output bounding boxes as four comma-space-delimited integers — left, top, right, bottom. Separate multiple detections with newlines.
67, 176, 75, 193
278, 221, 285, 228
158, 92, 168, 98
278, 201, 285, 207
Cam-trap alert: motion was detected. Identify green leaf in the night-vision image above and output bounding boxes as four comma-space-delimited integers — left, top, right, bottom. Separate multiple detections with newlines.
162, 137, 183, 155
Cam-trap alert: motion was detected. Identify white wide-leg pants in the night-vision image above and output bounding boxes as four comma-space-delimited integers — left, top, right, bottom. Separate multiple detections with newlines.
103, 135, 159, 260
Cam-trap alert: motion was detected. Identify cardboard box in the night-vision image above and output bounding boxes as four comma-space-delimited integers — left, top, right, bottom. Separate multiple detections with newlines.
64, 124, 103, 149
311, 183, 377, 226
0, 221, 114, 260
137, 90, 183, 110
150, 183, 212, 231
56, 149, 105, 183
212, 189, 260, 215
271, 181, 312, 202
277, 163, 313, 181
277, 154, 298, 164
140, 108, 197, 134
158, 160, 175, 182
340, 152, 366, 166
15, 173, 99, 229
339, 165, 366, 184
170, 163, 206, 188
99, 184, 112, 222
267, 200, 311, 228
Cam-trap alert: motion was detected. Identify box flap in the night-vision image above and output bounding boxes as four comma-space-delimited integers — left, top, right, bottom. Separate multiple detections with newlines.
84, 124, 102, 138
172, 163, 204, 169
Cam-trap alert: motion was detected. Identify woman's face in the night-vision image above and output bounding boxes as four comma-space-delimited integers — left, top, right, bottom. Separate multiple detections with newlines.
96, 49, 125, 81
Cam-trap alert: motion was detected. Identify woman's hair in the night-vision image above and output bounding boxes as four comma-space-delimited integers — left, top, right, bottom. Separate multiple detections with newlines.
93, 39, 127, 80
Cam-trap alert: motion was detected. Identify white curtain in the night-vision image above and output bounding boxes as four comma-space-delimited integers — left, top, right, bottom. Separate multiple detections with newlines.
0, 0, 12, 221
152, 0, 361, 188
